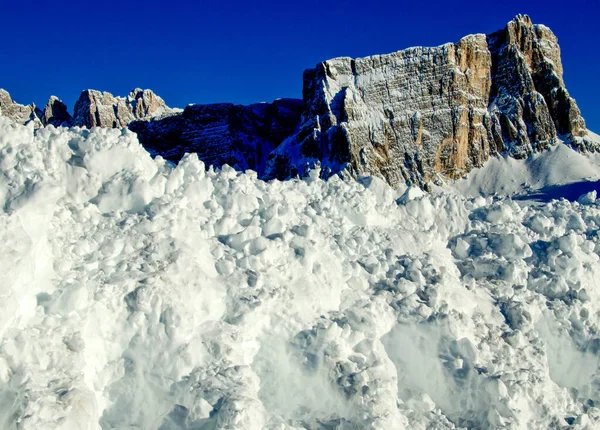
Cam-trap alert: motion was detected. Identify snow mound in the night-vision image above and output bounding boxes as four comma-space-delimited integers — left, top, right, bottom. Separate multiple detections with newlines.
452, 140, 600, 199
1, 117, 600, 429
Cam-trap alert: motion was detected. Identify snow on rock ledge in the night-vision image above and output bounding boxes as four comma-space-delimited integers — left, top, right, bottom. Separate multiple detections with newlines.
1, 117, 600, 428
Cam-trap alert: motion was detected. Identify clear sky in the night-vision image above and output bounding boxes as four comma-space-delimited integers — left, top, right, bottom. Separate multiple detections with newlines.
2, 0, 598, 131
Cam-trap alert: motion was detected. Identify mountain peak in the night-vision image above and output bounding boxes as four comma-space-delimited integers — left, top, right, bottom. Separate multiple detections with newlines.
42, 96, 71, 126
71, 88, 173, 128
0, 88, 42, 126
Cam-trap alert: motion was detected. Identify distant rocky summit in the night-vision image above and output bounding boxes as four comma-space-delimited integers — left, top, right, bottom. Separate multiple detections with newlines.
71, 89, 175, 128
0, 89, 43, 126
1, 15, 598, 187
0, 88, 175, 129
42, 96, 71, 126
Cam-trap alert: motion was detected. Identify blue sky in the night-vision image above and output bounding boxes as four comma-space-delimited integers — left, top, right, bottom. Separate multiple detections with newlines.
2, 0, 598, 131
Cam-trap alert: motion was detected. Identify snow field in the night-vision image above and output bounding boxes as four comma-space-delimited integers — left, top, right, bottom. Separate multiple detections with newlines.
0, 117, 600, 429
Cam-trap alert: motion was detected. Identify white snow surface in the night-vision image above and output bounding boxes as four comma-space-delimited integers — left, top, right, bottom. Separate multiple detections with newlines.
451, 134, 600, 199
1, 117, 600, 429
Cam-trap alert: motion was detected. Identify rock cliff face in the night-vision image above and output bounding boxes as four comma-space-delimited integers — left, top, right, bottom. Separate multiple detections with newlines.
264, 15, 597, 186
0, 89, 43, 126
71, 88, 173, 128
129, 99, 304, 175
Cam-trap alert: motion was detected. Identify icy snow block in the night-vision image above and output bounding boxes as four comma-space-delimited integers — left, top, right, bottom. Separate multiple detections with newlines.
396, 186, 426, 204
577, 190, 597, 205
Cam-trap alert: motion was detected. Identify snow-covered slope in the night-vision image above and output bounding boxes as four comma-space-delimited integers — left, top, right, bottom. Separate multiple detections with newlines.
1, 118, 600, 429
451, 133, 600, 199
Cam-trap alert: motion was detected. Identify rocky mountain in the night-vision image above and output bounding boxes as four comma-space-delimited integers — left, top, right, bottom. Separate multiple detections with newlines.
0, 88, 174, 128
0, 89, 43, 126
264, 14, 597, 186
131, 15, 600, 186
1, 15, 598, 188
71, 88, 175, 128
42, 96, 72, 126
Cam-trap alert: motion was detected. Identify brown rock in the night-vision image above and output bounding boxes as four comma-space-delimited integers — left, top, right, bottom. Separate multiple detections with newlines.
72, 88, 172, 128
264, 15, 597, 186
0, 89, 43, 126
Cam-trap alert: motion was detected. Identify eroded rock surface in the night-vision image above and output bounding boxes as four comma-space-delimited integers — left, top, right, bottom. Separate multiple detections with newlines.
265, 15, 597, 186
1, 15, 597, 188
42, 96, 72, 126
72, 88, 173, 128
0, 89, 43, 126
129, 99, 304, 175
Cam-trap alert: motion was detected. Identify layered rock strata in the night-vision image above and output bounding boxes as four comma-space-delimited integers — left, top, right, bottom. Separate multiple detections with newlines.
265, 15, 596, 186
0, 15, 597, 187
129, 99, 304, 175
71, 88, 173, 128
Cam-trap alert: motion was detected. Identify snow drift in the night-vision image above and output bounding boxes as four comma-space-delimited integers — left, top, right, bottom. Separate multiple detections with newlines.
1, 117, 600, 429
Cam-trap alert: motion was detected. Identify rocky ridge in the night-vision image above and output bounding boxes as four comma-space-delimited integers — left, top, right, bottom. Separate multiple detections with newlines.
128, 99, 304, 175
0, 88, 174, 128
0, 15, 598, 188
71, 88, 176, 128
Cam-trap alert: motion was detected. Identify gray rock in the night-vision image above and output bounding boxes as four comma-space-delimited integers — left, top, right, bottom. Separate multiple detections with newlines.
42, 96, 72, 126
2, 15, 597, 189
129, 99, 304, 175
264, 14, 598, 186
72, 88, 173, 128
0, 89, 43, 126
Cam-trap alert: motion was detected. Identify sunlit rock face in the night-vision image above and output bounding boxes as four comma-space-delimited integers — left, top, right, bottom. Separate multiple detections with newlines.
266, 15, 596, 186
1, 88, 168, 129
0, 89, 42, 126
71, 88, 173, 128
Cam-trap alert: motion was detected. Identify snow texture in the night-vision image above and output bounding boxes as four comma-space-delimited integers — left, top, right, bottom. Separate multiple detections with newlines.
451, 138, 600, 199
1, 117, 600, 429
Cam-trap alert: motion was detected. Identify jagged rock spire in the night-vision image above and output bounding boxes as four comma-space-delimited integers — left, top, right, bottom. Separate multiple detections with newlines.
71, 89, 172, 128
42, 96, 72, 126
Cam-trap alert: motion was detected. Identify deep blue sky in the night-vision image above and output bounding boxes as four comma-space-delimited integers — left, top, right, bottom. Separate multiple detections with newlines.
2, 0, 598, 131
